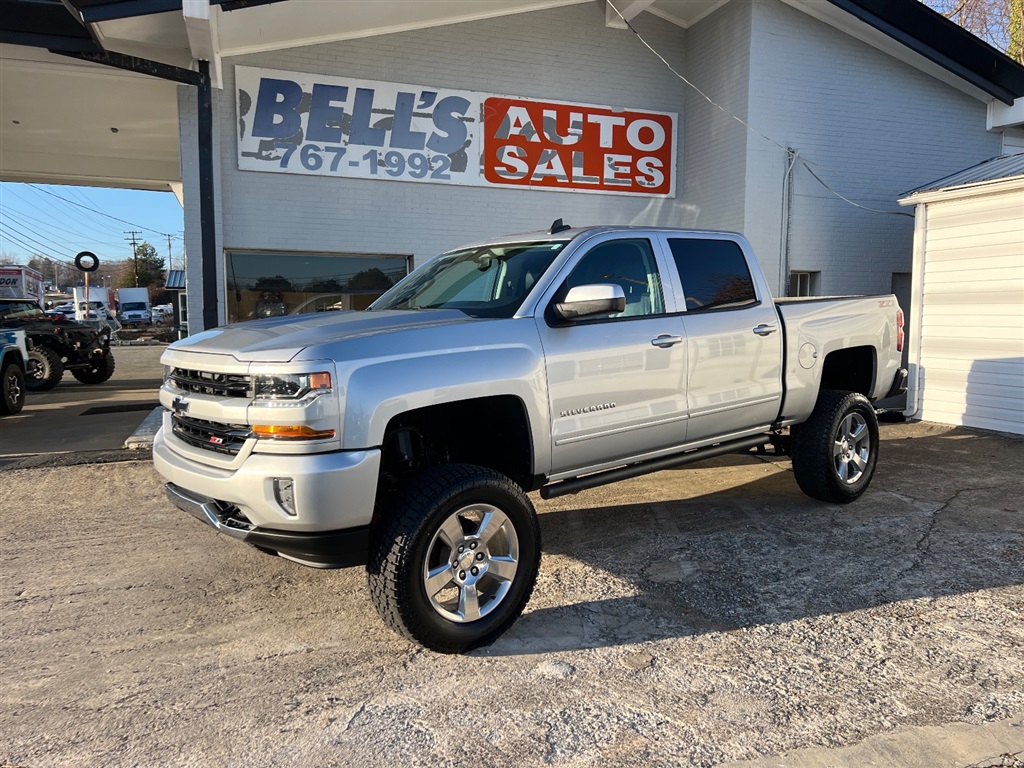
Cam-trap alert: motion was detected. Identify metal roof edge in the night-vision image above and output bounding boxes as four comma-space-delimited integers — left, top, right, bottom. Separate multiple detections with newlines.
825, 0, 1024, 105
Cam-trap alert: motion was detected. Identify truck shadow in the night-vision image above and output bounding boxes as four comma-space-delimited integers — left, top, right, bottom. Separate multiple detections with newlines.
485, 426, 1024, 655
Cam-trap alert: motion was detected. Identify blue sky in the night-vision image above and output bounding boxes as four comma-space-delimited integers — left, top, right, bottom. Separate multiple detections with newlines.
0, 182, 186, 271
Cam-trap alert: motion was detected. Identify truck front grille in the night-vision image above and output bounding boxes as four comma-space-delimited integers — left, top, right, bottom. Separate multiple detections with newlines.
172, 415, 251, 455
169, 368, 252, 398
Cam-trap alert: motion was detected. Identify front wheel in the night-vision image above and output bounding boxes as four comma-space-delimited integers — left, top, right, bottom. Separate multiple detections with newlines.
71, 353, 116, 385
792, 390, 879, 504
26, 347, 63, 391
368, 464, 541, 653
0, 361, 26, 415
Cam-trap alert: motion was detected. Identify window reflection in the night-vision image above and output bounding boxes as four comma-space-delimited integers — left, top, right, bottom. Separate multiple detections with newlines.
226, 251, 410, 324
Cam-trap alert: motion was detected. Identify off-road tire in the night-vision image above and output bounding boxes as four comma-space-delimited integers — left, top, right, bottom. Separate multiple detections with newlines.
71, 353, 116, 385
26, 347, 64, 392
0, 360, 26, 415
792, 390, 879, 504
367, 463, 541, 654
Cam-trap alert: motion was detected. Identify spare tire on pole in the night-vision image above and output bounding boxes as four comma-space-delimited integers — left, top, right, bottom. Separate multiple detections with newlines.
75, 251, 99, 272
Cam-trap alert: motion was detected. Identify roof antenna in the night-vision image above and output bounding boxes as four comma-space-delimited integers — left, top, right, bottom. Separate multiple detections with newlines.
549, 218, 572, 234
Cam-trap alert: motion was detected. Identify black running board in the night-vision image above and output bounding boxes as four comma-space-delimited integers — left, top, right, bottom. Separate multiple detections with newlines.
540, 434, 770, 499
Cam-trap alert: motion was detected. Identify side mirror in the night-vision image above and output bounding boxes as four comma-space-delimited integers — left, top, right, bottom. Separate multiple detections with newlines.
552, 284, 626, 322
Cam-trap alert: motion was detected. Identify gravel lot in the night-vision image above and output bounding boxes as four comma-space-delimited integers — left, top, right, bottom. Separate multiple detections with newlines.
2, 421, 1022, 767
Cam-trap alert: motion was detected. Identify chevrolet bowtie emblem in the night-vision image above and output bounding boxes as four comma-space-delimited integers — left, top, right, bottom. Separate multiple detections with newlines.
172, 396, 190, 414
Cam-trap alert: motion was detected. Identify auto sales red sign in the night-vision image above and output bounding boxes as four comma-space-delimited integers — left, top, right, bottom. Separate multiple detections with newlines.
237, 67, 677, 198
483, 97, 675, 196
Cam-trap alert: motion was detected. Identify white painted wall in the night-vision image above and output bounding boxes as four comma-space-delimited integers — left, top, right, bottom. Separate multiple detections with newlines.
177, 3, 689, 329
742, 0, 1002, 297
908, 185, 1024, 435
676, 0, 751, 233
178, 0, 1010, 330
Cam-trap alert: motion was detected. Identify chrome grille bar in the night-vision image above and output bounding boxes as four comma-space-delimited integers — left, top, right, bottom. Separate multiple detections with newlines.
169, 368, 252, 398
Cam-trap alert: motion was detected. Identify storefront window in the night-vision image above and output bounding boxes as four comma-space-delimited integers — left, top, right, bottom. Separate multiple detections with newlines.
225, 251, 410, 324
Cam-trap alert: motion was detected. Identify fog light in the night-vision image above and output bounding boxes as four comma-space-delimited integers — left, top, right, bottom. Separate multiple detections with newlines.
272, 478, 297, 516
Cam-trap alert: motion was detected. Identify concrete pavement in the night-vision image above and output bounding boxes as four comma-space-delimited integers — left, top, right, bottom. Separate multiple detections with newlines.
0, 344, 165, 467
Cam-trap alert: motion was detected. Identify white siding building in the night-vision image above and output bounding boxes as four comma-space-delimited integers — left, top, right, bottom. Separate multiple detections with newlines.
171, 0, 1021, 327
900, 155, 1024, 435
4, 0, 1024, 338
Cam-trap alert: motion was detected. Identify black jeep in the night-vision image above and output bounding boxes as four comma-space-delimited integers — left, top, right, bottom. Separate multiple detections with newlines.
0, 299, 116, 391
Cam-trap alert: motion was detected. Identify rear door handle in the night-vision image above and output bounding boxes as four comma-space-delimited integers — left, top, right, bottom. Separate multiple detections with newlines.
753, 324, 778, 336
651, 334, 683, 348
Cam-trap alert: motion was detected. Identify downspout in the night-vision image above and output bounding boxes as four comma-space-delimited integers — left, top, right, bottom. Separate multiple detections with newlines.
902, 201, 928, 420
778, 148, 798, 295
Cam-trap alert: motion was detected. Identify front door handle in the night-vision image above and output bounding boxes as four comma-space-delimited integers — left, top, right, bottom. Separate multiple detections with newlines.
651, 334, 683, 348
753, 324, 778, 336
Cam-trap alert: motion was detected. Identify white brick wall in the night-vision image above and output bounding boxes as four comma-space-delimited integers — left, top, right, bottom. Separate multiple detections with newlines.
179, 3, 689, 327
679, 0, 752, 233
741, 0, 1001, 296
179, 0, 1005, 328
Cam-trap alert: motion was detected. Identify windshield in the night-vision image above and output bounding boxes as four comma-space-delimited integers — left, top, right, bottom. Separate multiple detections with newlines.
371, 241, 566, 318
0, 301, 47, 321
122, 302, 148, 311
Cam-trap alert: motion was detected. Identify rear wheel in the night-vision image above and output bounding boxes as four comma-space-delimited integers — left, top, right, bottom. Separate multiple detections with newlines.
26, 347, 64, 391
71, 353, 116, 385
0, 360, 26, 415
792, 390, 879, 503
368, 463, 541, 653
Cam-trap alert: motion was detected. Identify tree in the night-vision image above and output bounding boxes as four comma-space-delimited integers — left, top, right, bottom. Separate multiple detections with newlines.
921, 0, 1023, 63
253, 275, 294, 293
27, 255, 77, 291
119, 240, 166, 290
306, 277, 344, 292
348, 268, 394, 291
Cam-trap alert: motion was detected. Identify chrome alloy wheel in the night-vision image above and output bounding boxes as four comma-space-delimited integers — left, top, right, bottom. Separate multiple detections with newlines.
833, 412, 870, 484
422, 504, 520, 623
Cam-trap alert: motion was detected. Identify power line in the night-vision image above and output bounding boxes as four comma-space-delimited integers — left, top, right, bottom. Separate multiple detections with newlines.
606, 0, 916, 219
0, 225, 51, 257
1, 206, 124, 247
1, 209, 124, 250
7, 185, 125, 243
0, 220, 69, 258
27, 183, 183, 239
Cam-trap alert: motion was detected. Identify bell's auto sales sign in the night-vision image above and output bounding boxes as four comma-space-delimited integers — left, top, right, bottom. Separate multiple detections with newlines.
236, 66, 675, 197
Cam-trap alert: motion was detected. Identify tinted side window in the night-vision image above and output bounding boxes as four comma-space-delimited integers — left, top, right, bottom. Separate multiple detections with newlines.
562, 239, 664, 319
668, 238, 758, 311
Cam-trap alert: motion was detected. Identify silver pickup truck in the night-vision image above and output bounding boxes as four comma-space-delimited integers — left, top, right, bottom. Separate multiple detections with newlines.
154, 224, 906, 652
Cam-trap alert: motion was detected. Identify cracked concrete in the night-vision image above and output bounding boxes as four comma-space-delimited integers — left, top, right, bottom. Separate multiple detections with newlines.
1, 420, 1022, 767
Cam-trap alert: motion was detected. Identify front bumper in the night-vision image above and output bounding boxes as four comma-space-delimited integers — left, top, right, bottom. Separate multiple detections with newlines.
153, 423, 381, 532
165, 484, 369, 567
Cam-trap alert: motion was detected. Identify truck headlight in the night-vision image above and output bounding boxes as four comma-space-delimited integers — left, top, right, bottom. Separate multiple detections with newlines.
253, 372, 332, 405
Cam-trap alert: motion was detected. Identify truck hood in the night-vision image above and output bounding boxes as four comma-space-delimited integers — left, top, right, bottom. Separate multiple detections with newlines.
169, 309, 474, 362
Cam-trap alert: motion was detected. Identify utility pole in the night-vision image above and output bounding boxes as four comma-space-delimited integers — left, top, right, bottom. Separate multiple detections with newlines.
125, 230, 141, 287
165, 234, 174, 271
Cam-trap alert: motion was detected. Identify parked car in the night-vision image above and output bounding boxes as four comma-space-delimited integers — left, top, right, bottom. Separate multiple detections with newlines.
154, 224, 907, 653
0, 328, 28, 415
46, 303, 75, 319
0, 298, 116, 390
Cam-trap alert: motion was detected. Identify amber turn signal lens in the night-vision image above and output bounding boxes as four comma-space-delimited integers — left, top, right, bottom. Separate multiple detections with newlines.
252, 424, 336, 439
309, 372, 331, 389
